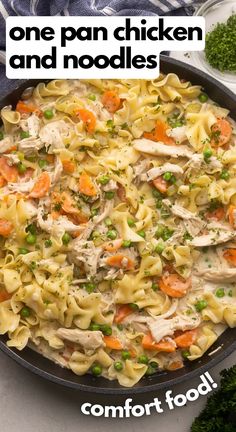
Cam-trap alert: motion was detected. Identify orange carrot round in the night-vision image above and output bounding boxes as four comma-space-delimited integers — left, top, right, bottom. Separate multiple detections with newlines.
0, 219, 13, 237
211, 118, 232, 147
29, 172, 51, 198
0, 157, 18, 183
174, 329, 197, 348
101, 91, 121, 113
76, 109, 96, 134
103, 335, 123, 350
105, 254, 134, 270
159, 273, 191, 298
228, 205, 236, 228
223, 249, 236, 266
142, 332, 176, 352
114, 304, 133, 324
78, 172, 97, 197
153, 176, 168, 193
62, 160, 76, 174
143, 120, 175, 145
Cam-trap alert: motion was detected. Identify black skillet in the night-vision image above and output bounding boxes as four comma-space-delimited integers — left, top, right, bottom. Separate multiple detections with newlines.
0, 55, 235, 396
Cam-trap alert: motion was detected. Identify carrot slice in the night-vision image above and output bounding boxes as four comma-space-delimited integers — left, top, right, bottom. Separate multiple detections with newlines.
103, 239, 123, 252
211, 118, 232, 147
29, 172, 51, 198
0, 157, 18, 183
0, 289, 12, 302
114, 304, 133, 324
159, 273, 191, 298
143, 120, 175, 145
76, 109, 96, 134
0, 175, 6, 188
62, 160, 76, 174
142, 332, 176, 352
105, 254, 134, 270
174, 329, 197, 348
60, 192, 79, 214
153, 176, 168, 193
223, 249, 236, 266
0, 219, 13, 237
101, 91, 121, 113
78, 172, 97, 197
228, 205, 236, 228
103, 335, 123, 350
206, 207, 225, 221
16, 101, 42, 116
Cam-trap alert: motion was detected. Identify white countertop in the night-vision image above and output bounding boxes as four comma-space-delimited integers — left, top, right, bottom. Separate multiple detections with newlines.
0, 54, 235, 432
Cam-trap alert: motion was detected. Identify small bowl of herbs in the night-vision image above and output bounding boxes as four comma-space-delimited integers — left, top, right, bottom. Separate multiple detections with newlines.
193, 0, 236, 84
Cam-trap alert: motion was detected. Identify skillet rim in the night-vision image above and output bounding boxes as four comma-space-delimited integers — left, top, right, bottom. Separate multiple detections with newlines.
0, 55, 235, 395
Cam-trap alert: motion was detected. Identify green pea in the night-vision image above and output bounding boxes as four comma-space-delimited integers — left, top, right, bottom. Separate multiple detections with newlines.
100, 324, 112, 336
106, 119, 114, 128
26, 233, 36, 245
215, 288, 225, 298
87, 94, 96, 101
107, 230, 117, 240
17, 162, 27, 174
20, 306, 31, 318
20, 130, 30, 139
122, 240, 132, 248
91, 364, 102, 376
138, 355, 149, 365
203, 148, 213, 160
182, 350, 190, 359
26, 223, 37, 235
121, 350, 131, 360
127, 218, 135, 227
38, 159, 48, 169
220, 169, 230, 180
149, 361, 158, 369
91, 230, 100, 240
105, 191, 115, 200
155, 226, 164, 239
43, 109, 54, 120
137, 230, 146, 238
104, 217, 112, 226
62, 232, 71, 245
145, 365, 156, 376
156, 199, 162, 209
152, 188, 162, 198
198, 93, 208, 103
170, 175, 176, 184
85, 282, 96, 294
162, 228, 174, 241
18, 247, 30, 255
195, 299, 208, 312
163, 172, 172, 181
89, 323, 100, 331
114, 361, 123, 371
98, 175, 110, 185
151, 282, 159, 291
129, 303, 139, 311
0, 131, 4, 140
90, 208, 99, 218
44, 239, 52, 248
155, 242, 165, 254
117, 324, 123, 331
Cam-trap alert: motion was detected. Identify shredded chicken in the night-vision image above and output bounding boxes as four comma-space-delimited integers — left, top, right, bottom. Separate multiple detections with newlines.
141, 163, 183, 182
0, 136, 14, 154
69, 239, 103, 277
48, 157, 63, 186
184, 154, 222, 176
18, 137, 44, 155
39, 120, 70, 151
133, 138, 193, 158
189, 229, 236, 247
149, 315, 200, 343
195, 268, 236, 282
163, 199, 205, 236
56, 328, 104, 351
166, 126, 187, 143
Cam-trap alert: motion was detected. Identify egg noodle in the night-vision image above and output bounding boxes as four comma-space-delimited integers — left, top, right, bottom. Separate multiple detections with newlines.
0, 75, 235, 387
